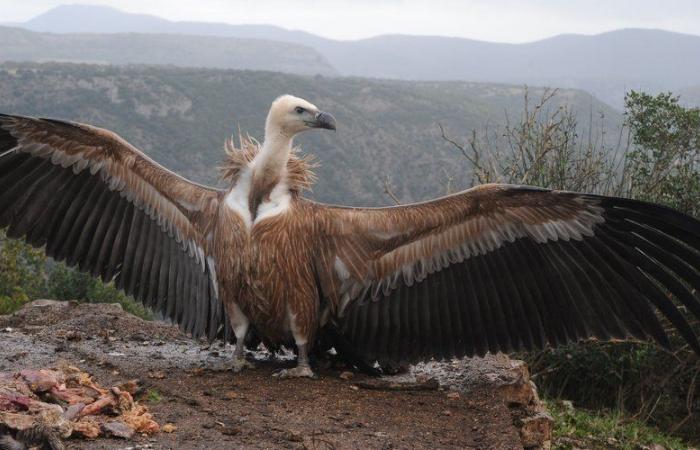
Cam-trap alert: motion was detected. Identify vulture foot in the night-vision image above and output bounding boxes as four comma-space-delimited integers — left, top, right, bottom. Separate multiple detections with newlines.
272, 366, 317, 379
232, 358, 256, 373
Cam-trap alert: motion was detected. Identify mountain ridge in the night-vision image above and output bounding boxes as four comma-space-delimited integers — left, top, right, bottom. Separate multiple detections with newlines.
11, 4, 700, 108
0, 25, 337, 76
17, 4, 700, 45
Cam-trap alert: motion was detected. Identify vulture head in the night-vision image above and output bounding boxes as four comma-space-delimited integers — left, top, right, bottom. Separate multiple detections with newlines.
266, 95, 336, 137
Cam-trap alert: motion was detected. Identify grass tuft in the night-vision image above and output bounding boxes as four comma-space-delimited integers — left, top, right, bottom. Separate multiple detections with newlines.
143, 389, 162, 404
547, 399, 692, 450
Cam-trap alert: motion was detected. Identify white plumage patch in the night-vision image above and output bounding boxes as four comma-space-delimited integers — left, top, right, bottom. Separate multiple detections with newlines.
286, 305, 307, 345
255, 181, 291, 224
334, 256, 351, 281
225, 168, 253, 228
225, 167, 292, 228
207, 256, 219, 299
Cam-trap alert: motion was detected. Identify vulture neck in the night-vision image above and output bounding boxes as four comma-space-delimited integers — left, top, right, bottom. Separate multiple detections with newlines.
246, 124, 293, 219
254, 125, 293, 181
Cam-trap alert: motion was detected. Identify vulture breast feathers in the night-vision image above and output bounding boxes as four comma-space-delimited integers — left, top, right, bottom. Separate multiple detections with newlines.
1, 106, 700, 374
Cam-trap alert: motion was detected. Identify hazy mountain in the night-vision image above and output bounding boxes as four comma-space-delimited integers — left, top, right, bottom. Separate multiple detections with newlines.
679, 86, 700, 108
19, 4, 323, 43
0, 26, 336, 76
13, 5, 700, 108
334, 30, 700, 107
0, 62, 621, 205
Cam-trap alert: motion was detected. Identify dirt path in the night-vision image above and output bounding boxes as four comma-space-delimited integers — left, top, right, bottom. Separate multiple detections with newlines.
0, 301, 550, 449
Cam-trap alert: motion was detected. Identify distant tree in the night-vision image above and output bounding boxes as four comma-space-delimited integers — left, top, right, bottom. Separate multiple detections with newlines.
439, 87, 622, 194
0, 230, 48, 314
624, 91, 700, 216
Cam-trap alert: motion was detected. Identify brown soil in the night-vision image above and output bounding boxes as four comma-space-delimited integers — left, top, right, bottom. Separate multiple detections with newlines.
0, 300, 547, 449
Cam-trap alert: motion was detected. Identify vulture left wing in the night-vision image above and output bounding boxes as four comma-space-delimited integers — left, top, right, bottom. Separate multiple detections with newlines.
312, 184, 700, 366
0, 114, 226, 340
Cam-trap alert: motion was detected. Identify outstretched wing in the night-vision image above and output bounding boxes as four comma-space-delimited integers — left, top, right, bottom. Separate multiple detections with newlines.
312, 184, 700, 366
0, 114, 226, 340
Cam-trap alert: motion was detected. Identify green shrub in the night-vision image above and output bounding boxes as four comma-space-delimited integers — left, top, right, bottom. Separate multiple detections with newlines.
0, 292, 30, 315
48, 264, 151, 320
143, 389, 162, 403
0, 230, 48, 301
547, 400, 690, 450
0, 230, 150, 320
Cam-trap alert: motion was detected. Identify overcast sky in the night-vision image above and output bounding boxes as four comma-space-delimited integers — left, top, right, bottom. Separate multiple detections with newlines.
3, 0, 699, 42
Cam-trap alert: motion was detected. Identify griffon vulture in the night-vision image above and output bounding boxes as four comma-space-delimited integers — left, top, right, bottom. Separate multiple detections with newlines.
1, 95, 699, 378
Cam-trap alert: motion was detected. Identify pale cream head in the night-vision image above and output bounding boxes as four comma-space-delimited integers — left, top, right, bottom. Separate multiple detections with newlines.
265, 95, 336, 137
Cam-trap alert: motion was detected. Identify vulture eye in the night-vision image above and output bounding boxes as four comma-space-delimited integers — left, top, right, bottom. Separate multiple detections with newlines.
295, 107, 305, 114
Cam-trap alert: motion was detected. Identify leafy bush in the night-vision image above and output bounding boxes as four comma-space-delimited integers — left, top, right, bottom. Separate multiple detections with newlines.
0, 230, 47, 314
547, 399, 689, 450
624, 91, 700, 215
48, 264, 151, 319
0, 231, 150, 319
0, 230, 48, 299
0, 293, 30, 316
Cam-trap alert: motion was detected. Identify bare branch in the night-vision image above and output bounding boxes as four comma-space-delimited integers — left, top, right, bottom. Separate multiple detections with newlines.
382, 175, 402, 205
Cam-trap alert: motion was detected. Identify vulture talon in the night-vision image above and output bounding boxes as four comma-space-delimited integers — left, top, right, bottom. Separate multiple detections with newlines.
232, 358, 256, 373
272, 366, 317, 379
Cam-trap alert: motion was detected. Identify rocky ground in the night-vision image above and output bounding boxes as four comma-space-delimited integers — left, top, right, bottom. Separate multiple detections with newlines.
0, 300, 552, 449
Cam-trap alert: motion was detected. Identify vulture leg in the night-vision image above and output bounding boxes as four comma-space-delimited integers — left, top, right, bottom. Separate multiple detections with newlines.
273, 312, 317, 378
273, 344, 316, 379
229, 303, 256, 373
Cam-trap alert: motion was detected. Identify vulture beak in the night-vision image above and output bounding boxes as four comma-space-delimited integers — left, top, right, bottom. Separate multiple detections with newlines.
312, 111, 337, 130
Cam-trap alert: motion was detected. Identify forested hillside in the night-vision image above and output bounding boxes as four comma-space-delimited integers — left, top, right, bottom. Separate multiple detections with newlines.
0, 62, 622, 205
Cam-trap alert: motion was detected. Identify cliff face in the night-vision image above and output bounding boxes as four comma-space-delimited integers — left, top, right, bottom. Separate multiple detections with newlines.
0, 300, 552, 449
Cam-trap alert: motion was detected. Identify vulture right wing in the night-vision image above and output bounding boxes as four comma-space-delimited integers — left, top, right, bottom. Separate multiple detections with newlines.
312, 184, 700, 366
0, 114, 226, 340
